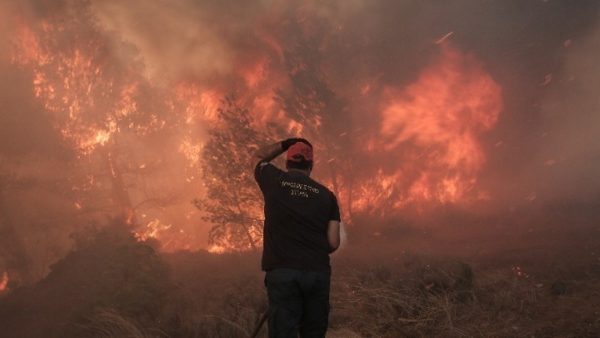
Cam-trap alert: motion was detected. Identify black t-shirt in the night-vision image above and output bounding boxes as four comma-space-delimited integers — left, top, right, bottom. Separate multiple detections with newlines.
254, 161, 341, 271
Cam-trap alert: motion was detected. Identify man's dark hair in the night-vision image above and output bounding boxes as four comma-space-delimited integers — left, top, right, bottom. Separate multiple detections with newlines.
286, 156, 313, 171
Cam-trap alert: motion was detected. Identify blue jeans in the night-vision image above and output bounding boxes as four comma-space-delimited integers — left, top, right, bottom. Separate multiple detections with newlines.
265, 268, 331, 338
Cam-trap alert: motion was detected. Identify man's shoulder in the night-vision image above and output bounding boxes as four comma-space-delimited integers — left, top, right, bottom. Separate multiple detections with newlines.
255, 161, 283, 180
255, 160, 271, 171
307, 177, 336, 197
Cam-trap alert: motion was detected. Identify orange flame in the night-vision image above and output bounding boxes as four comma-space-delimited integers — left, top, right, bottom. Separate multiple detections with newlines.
175, 84, 222, 124
11, 20, 154, 156
0, 271, 9, 292
207, 244, 228, 254
9, 11, 502, 253
134, 219, 172, 242
354, 44, 502, 214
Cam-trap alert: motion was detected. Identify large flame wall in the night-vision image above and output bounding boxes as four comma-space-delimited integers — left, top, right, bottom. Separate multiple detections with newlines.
1, 0, 600, 276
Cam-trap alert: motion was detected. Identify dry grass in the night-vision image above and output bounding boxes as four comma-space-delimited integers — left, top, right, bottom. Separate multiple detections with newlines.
154, 250, 599, 338
329, 259, 474, 337
326, 255, 598, 337
76, 308, 167, 338
126, 238, 599, 338
2, 250, 598, 337
2, 217, 599, 337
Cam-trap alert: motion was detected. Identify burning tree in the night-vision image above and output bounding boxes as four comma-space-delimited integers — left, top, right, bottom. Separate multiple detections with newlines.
10, 2, 201, 250
4, 0, 504, 257
195, 96, 267, 252
275, 21, 358, 221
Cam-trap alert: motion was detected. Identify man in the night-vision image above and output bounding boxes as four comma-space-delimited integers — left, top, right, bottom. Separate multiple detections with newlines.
254, 138, 341, 338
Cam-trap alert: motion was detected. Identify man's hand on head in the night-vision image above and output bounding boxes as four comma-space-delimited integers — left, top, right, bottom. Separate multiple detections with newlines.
281, 138, 297, 151
255, 141, 286, 163
281, 138, 312, 151
295, 138, 312, 148
255, 138, 313, 165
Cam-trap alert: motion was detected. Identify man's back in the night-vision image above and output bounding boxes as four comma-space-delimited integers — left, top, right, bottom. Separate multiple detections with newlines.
253, 138, 340, 338
255, 162, 339, 272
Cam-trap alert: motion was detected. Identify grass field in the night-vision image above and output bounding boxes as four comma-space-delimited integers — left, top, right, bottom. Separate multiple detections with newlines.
1, 205, 599, 337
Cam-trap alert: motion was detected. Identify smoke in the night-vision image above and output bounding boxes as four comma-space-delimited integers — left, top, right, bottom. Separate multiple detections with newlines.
91, 0, 294, 85
531, 23, 600, 202
92, 1, 241, 82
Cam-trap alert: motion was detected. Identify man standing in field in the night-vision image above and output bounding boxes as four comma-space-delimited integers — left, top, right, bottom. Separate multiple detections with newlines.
254, 138, 341, 338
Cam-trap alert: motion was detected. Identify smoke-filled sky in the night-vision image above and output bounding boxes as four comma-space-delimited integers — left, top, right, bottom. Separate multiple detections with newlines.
97, 0, 599, 206
1, 0, 600, 276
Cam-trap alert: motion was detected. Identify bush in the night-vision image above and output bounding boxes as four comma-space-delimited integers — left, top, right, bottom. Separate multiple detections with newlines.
0, 220, 172, 337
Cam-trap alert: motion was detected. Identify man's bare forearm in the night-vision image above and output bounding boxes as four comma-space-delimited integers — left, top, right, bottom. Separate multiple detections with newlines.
327, 220, 340, 253
255, 142, 285, 162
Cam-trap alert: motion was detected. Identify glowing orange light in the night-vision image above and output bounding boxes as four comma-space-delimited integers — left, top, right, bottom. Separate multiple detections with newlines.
0, 271, 9, 292
355, 43, 502, 213
242, 58, 268, 88
207, 244, 228, 254
8, 12, 504, 254
134, 219, 172, 242
175, 84, 221, 124
179, 138, 203, 167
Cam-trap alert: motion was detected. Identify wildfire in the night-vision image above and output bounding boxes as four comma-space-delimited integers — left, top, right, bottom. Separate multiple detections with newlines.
12, 22, 127, 155
353, 43, 502, 214
179, 138, 203, 168
8, 4, 503, 254
207, 244, 227, 254
241, 57, 269, 88
175, 84, 222, 124
206, 235, 261, 254
134, 219, 172, 242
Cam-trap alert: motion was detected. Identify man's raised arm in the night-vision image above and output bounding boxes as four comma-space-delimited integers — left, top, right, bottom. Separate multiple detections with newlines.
255, 142, 285, 163
254, 138, 311, 163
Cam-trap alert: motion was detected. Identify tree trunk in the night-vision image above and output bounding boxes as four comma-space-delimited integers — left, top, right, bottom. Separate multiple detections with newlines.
232, 194, 257, 251
103, 150, 135, 225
